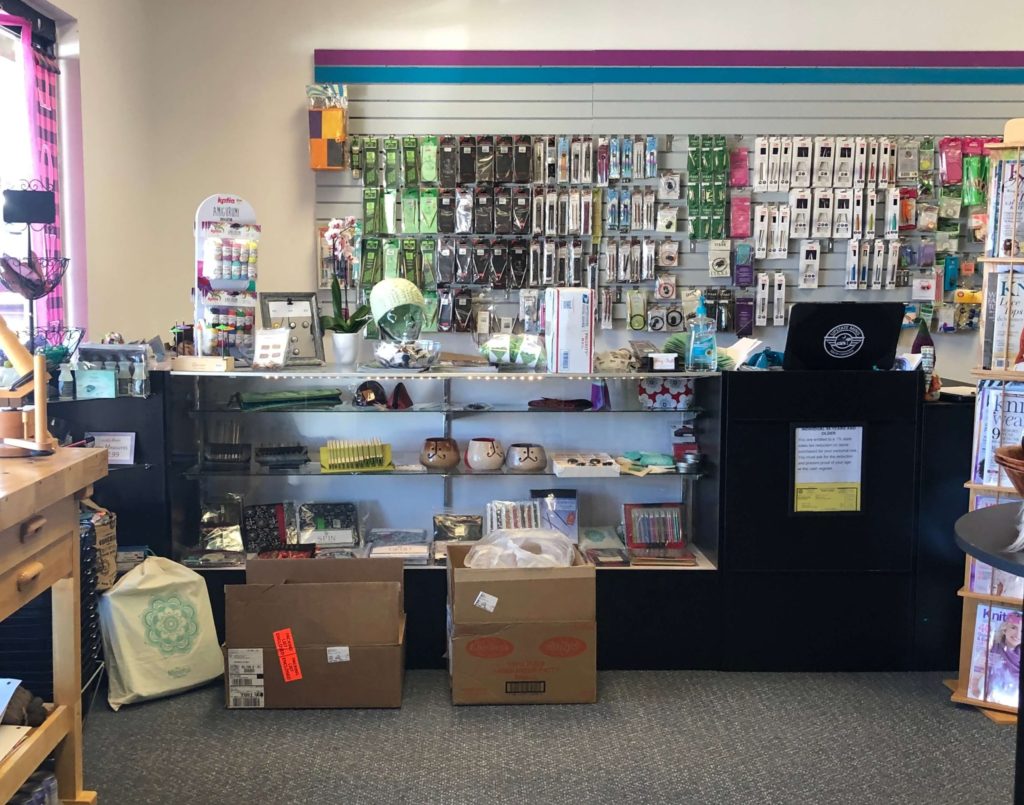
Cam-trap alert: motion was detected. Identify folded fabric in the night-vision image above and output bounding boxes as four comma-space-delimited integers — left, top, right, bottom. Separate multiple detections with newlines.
238, 388, 343, 410
622, 451, 675, 467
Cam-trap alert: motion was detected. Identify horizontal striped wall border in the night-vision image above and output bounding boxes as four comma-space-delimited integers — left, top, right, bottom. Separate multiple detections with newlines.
313, 64, 1024, 85
314, 49, 1024, 69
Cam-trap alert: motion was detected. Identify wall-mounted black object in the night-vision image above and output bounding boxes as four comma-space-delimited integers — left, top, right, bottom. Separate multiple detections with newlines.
2, 189, 55, 225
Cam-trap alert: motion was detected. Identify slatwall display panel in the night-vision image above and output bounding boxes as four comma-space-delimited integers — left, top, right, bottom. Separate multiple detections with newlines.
315, 82, 1024, 355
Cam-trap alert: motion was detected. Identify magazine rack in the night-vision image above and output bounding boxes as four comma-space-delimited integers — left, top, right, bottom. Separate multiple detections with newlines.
952, 118, 1024, 722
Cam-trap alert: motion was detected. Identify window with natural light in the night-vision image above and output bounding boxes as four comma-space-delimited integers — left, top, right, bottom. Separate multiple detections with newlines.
0, 25, 35, 333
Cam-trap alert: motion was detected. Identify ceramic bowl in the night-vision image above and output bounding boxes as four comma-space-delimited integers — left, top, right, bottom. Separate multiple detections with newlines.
465, 438, 505, 472
420, 437, 460, 470
505, 443, 547, 472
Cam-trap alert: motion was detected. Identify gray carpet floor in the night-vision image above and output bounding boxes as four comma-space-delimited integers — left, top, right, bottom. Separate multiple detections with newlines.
83, 670, 1013, 805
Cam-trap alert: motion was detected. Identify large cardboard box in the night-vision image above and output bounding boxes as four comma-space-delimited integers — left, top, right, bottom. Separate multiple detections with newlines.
224, 558, 405, 709
544, 287, 594, 374
446, 543, 597, 705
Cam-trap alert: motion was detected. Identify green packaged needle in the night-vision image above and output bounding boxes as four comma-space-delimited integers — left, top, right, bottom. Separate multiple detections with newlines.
420, 135, 439, 183
362, 137, 380, 187
383, 238, 401, 278
419, 187, 438, 233
402, 188, 420, 234
362, 188, 380, 235
402, 136, 419, 184
383, 136, 401, 189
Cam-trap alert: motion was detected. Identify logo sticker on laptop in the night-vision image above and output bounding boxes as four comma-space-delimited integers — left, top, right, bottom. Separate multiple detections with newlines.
823, 323, 865, 359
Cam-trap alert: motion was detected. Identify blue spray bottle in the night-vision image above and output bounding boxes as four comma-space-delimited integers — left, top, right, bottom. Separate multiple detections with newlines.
685, 293, 718, 372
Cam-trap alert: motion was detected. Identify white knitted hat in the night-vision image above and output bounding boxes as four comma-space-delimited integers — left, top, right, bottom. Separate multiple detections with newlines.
369, 278, 425, 324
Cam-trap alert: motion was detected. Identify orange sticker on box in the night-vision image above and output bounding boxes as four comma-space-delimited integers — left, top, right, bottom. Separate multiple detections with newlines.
272, 628, 302, 682
273, 628, 296, 654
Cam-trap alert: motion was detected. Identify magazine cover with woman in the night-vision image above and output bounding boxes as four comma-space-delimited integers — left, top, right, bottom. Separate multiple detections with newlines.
986, 606, 1022, 708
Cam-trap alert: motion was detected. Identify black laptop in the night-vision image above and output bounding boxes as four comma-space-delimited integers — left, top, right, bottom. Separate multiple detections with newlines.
783, 302, 904, 371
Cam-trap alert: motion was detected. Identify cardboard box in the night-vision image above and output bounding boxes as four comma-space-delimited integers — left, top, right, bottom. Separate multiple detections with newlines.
80, 499, 117, 590
224, 558, 405, 709
446, 543, 597, 705
544, 288, 594, 374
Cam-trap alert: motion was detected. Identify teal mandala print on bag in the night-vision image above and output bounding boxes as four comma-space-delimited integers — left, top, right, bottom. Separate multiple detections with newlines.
142, 594, 199, 656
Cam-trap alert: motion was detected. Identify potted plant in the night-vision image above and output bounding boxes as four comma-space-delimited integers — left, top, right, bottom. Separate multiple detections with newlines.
320, 276, 370, 365
320, 217, 370, 365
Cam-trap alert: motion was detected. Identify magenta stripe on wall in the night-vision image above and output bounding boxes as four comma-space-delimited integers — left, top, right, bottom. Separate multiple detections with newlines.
313, 49, 1024, 69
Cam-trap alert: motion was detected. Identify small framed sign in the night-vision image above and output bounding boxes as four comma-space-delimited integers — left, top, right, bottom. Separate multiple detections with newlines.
259, 292, 325, 366
86, 432, 136, 465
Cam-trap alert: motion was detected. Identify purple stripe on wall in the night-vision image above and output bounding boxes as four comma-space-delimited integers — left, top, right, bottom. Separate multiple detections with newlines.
314, 49, 1024, 69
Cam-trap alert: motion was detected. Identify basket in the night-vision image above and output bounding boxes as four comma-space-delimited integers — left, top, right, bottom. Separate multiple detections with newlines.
994, 446, 1024, 496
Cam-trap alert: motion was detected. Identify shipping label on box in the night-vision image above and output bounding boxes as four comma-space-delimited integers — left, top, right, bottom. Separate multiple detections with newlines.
545, 288, 594, 374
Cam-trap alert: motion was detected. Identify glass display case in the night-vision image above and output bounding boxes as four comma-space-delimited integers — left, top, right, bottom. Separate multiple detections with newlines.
167, 369, 722, 570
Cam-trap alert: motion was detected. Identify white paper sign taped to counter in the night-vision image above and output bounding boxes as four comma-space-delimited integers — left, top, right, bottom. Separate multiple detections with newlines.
473, 592, 498, 613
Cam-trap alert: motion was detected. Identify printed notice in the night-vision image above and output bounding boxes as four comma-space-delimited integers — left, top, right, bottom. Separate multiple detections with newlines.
227, 648, 265, 708
793, 426, 863, 513
326, 646, 351, 663
473, 592, 498, 613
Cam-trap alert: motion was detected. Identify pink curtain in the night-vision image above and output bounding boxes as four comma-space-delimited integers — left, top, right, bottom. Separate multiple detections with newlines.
0, 15, 63, 331
32, 50, 62, 329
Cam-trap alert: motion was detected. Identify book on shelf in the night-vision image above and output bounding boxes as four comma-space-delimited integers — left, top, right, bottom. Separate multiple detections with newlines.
965, 603, 1023, 708
968, 558, 1024, 600
585, 548, 630, 567
969, 559, 994, 595
967, 604, 991, 701
974, 493, 1021, 509
985, 605, 1021, 708
971, 380, 1024, 488
992, 569, 1024, 600
987, 157, 1024, 260
980, 266, 1024, 370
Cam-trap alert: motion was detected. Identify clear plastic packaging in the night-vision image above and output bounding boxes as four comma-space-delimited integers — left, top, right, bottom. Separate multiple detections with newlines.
464, 529, 576, 568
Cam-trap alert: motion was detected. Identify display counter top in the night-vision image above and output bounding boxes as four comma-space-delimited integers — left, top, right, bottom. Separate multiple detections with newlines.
171, 368, 719, 381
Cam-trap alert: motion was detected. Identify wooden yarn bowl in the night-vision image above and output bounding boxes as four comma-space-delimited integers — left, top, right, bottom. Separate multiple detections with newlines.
994, 446, 1024, 496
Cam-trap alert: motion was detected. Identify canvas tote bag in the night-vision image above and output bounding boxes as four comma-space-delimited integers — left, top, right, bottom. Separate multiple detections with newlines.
99, 557, 222, 710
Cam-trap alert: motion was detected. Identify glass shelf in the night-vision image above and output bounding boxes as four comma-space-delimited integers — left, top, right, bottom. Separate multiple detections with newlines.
174, 368, 718, 381
185, 462, 702, 481
193, 403, 702, 416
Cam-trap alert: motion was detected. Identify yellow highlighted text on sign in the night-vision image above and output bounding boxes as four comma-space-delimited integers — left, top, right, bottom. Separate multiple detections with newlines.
794, 482, 861, 513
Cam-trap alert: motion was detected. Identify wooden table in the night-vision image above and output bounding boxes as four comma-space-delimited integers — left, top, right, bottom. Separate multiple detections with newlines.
0, 448, 107, 804
955, 503, 1024, 805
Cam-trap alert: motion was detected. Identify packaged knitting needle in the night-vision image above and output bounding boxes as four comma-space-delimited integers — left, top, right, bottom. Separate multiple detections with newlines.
383, 136, 401, 189
400, 189, 419, 235
419, 187, 438, 233
419, 135, 438, 183
438, 136, 458, 186
402, 136, 419, 185
455, 187, 473, 233
362, 137, 380, 186
646, 135, 659, 178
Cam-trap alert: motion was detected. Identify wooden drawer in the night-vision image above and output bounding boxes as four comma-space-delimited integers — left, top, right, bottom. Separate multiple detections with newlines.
0, 535, 73, 622
0, 498, 77, 578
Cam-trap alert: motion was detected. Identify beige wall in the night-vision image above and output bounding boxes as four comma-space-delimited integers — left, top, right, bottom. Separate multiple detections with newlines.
41, 0, 1024, 347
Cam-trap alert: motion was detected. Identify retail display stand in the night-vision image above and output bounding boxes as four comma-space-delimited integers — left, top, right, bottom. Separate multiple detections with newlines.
189, 194, 260, 366
951, 118, 1024, 722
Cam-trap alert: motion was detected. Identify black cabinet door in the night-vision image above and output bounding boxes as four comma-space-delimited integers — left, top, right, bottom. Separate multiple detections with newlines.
722, 372, 920, 572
